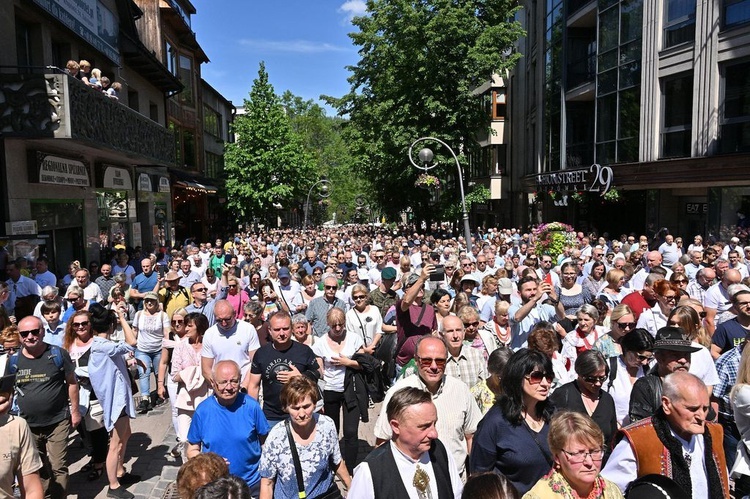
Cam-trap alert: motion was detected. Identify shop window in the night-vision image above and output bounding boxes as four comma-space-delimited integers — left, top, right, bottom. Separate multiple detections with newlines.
661, 73, 693, 158
664, 0, 696, 47
720, 61, 750, 153
723, 0, 750, 29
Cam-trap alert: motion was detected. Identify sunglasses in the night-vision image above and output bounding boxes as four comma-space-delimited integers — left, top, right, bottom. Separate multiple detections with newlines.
582, 375, 608, 384
171, 319, 184, 325
526, 371, 554, 384
416, 356, 447, 369
325, 285, 338, 290
73, 321, 90, 329
193, 288, 207, 292
0, 346, 19, 354
19, 328, 41, 338
463, 321, 480, 328
353, 295, 367, 301
616, 321, 636, 329
674, 279, 688, 284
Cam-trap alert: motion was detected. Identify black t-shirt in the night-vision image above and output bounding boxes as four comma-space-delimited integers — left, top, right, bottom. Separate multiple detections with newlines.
250, 341, 319, 420
15, 345, 75, 427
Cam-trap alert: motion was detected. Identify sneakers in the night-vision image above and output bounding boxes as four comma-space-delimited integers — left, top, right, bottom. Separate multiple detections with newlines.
170, 441, 183, 457
107, 487, 134, 499
154, 397, 166, 407
117, 472, 141, 487
137, 399, 151, 414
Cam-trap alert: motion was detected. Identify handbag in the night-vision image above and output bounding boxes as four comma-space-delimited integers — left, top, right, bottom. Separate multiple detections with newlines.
285, 420, 342, 499
84, 399, 105, 431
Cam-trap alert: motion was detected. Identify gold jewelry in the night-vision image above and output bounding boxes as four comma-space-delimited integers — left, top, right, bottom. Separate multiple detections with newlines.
413, 465, 430, 495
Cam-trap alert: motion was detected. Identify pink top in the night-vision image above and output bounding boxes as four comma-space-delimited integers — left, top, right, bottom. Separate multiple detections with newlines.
170, 339, 202, 380
225, 290, 250, 319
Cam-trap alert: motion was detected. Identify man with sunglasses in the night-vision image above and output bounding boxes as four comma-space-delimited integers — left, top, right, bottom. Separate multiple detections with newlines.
9, 316, 80, 498
373, 336, 482, 479
603, 372, 728, 498
158, 271, 191, 320
305, 276, 347, 338
185, 280, 226, 327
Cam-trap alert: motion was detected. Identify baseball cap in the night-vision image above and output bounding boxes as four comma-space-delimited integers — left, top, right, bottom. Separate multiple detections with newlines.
497, 277, 513, 295
278, 267, 291, 279
144, 291, 159, 301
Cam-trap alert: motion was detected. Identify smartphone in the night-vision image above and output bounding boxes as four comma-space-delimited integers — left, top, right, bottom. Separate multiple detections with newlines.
430, 265, 445, 282
430, 252, 440, 262
158, 266, 165, 279
0, 373, 15, 394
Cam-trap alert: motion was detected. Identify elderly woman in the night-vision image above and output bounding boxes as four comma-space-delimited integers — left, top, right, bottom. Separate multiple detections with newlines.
549, 351, 617, 462
479, 299, 513, 351
596, 269, 627, 312
604, 329, 653, 426
312, 308, 364, 473
291, 313, 314, 346
346, 283, 382, 355
667, 305, 719, 395
33, 285, 67, 322
523, 411, 623, 498
593, 304, 637, 359
290, 275, 321, 313
471, 349, 555, 495
561, 304, 605, 364
259, 376, 351, 499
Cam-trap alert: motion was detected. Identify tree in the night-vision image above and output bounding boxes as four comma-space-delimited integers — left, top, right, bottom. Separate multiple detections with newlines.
326, 0, 524, 221
224, 63, 314, 223
280, 92, 375, 224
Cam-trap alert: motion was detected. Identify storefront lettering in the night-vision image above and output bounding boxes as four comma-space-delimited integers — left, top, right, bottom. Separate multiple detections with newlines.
39, 155, 90, 186
535, 164, 613, 195
102, 166, 133, 190
138, 174, 153, 192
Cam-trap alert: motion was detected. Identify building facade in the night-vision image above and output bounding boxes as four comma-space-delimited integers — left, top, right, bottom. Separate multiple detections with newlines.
0, 0, 180, 274
511, 0, 750, 238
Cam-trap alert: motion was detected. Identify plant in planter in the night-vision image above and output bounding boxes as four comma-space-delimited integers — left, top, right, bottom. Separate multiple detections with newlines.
570, 191, 585, 203
602, 188, 621, 203
415, 173, 441, 190
532, 221, 577, 258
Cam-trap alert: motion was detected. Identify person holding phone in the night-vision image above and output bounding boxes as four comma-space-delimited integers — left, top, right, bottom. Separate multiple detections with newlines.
508, 276, 565, 350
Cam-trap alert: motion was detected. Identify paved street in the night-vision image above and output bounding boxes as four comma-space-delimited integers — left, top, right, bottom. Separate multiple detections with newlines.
65, 398, 382, 498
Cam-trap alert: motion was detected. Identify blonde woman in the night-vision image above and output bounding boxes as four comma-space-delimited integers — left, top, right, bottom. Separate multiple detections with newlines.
593, 304, 637, 358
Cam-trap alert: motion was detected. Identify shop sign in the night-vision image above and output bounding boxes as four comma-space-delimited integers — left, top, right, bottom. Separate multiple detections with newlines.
159, 177, 171, 193
138, 174, 153, 192
535, 164, 613, 195
5, 220, 37, 235
686, 203, 708, 215
38, 154, 90, 186
102, 166, 133, 190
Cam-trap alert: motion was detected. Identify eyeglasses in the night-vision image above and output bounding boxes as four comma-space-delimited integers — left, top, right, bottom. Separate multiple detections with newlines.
416, 356, 447, 369
19, 328, 41, 338
72, 321, 90, 329
325, 285, 338, 290
462, 263, 472, 267
616, 321, 636, 330
463, 321, 479, 328
193, 288, 207, 293
228, 284, 237, 288
634, 353, 654, 362
582, 375, 608, 384
526, 371, 554, 384
215, 379, 240, 388
661, 295, 678, 302
674, 279, 688, 284
216, 317, 234, 324
171, 319, 184, 325
562, 448, 605, 464
353, 295, 367, 301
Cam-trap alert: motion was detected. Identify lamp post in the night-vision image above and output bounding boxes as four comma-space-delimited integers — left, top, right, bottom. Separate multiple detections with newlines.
303, 178, 330, 227
408, 137, 472, 254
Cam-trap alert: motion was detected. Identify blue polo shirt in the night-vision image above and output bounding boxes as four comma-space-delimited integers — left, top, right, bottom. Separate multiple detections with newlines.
131, 271, 157, 310
187, 392, 269, 486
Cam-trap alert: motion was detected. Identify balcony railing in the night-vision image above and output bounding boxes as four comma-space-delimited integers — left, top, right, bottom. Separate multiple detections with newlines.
567, 52, 596, 89
0, 71, 175, 165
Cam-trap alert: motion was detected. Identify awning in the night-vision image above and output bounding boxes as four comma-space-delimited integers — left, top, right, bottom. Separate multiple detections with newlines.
175, 180, 217, 194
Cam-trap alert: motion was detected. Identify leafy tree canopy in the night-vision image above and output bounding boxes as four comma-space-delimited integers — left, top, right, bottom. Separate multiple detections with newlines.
326, 0, 524, 221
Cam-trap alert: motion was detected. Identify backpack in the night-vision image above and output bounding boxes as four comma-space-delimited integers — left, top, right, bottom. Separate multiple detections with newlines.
7, 344, 65, 375
163, 287, 190, 310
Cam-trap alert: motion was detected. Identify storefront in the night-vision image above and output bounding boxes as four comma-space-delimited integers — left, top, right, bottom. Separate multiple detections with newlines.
95, 164, 135, 262
135, 168, 174, 252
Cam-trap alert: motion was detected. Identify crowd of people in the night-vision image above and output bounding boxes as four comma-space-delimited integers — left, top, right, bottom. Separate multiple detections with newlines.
2, 224, 750, 498
65, 59, 121, 100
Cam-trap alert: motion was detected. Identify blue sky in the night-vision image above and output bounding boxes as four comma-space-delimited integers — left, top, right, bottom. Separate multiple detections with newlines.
191, 0, 365, 114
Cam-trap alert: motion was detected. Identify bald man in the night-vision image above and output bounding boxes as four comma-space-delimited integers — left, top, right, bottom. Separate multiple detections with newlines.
704, 268, 742, 335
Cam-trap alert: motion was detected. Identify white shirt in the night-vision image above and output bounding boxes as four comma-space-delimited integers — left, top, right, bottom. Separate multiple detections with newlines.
606, 356, 646, 426
201, 320, 260, 379
346, 306, 383, 345
689, 342, 719, 387
67, 282, 103, 302
348, 441, 464, 499
704, 282, 732, 313
602, 426, 708, 497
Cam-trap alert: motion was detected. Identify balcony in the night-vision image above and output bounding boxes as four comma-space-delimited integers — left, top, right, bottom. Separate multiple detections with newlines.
0, 72, 175, 165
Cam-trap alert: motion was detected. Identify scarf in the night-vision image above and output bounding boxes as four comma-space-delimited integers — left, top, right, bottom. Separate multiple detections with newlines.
652, 410, 724, 498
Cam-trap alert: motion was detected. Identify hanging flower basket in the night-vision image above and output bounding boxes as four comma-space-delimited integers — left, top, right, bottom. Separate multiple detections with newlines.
532, 222, 577, 258
548, 190, 558, 201
415, 173, 441, 190
602, 188, 621, 203
570, 191, 585, 203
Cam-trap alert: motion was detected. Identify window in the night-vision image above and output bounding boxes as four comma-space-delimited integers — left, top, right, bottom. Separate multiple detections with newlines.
205, 152, 224, 179
493, 90, 507, 120
664, 0, 696, 47
720, 62, 750, 153
661, 74, 693, 158
183, 130, 196, 168
203, 105, 221, 137
179, 55, 194, 106
724, 0, 750, 28
15, 18, 40, 71
166, 41, 177, 76
128, 90, 139, 112
169, 122, 182, 166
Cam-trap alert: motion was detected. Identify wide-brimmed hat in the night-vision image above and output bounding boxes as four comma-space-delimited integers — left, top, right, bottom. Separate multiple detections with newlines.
165, 271, 180, 281
653, 326, 701, 353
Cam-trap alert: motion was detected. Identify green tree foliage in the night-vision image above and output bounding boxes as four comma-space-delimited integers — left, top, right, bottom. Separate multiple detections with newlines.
224, 63, 314, 223
327, 0, 524, 221
280, 92, 375, 224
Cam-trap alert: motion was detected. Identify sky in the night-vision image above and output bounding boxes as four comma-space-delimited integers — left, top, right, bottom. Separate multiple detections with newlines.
190, 0, 366, 115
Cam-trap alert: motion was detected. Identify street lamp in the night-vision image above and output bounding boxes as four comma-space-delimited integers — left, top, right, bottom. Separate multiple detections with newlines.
303, 178, 330, 227
408, 137, 472, 253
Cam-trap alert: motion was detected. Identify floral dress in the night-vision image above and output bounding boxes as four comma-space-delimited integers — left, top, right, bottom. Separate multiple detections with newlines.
523, 469, 624, 499
259, 414, 341, 498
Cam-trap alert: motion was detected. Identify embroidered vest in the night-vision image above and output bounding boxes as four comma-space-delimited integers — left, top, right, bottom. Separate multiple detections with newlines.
366, 439, 453, 499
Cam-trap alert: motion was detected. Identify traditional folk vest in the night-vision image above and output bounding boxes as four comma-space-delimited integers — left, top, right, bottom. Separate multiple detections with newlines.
620, 417, 730, 498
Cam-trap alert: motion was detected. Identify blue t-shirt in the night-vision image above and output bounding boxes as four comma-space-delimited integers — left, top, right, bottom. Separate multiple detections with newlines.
131, 272, 157, 310
187, 393, 269, 486
712, 318, 748, 355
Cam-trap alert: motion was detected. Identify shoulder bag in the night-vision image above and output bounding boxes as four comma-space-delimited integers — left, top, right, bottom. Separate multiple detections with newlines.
285, 419, 342, 499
